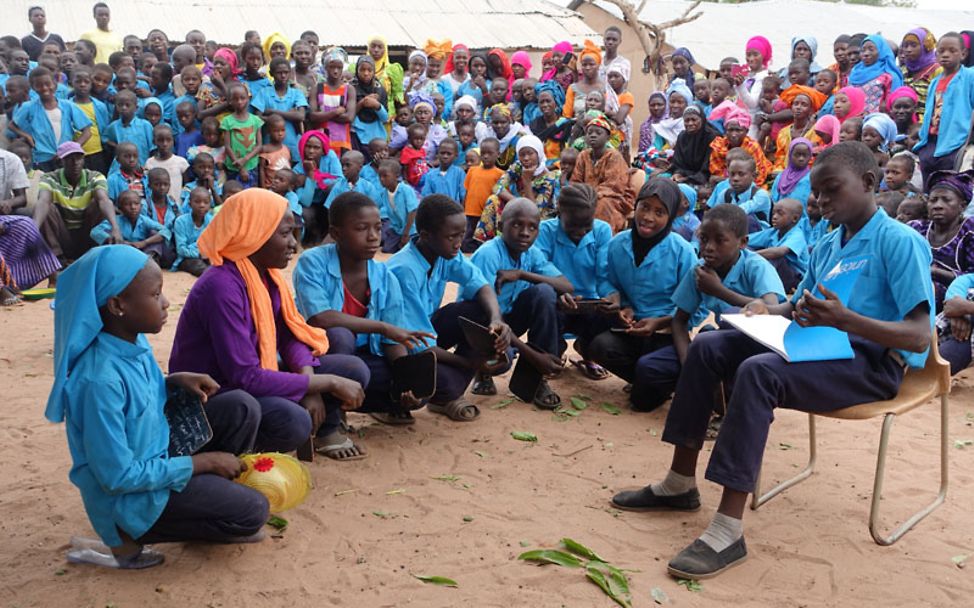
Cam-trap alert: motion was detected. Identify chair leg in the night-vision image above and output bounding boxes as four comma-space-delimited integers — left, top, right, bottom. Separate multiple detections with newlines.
868, 395, 950, 545
751, 413, 817, 510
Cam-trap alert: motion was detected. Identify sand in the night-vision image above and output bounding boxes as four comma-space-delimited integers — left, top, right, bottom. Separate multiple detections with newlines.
2, 262, 974, 608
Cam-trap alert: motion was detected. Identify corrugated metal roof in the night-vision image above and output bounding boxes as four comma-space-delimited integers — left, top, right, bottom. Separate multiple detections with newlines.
6, 0, 598, 49
562, 0, 974, 69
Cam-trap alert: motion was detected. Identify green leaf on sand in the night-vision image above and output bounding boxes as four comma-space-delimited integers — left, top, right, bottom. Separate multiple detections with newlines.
554, 406, 581, 418
570, 396, 589, 410
585, 562, 632, 607
431, 474, 460, 482
600, 403, 622, 415
517, 549, 584, 568
677, 578, 703, 592
386, 488, 406, 495
473, 450, 488, 459
651, 586, 669, 604
491, 398, 516, 410
412, 574, 458, 587
266, 515, 288, 531
953, 439, 974, 449
512, 431, 538, 442
462, 516, 474, 522
779, 442, 794, 450
561, 538, 605, 562
952, 554, 969, 566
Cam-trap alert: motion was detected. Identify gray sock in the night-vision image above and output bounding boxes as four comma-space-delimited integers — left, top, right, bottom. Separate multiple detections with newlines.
698, 512, 743, 552
650, 469, 696, 496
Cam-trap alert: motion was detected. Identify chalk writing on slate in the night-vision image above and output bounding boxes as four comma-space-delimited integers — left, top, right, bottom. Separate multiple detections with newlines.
165, 388, 213, 457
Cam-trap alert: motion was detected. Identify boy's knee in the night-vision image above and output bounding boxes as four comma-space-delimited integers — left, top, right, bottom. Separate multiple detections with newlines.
326, 327, 357, 354
235, 486, 270, 534
524, 283, 557, 309
586, 331, 615, 362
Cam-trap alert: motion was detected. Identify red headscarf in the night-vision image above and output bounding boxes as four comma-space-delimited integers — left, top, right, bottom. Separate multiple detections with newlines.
443, 43, 469, 74
214, 47, 241, 76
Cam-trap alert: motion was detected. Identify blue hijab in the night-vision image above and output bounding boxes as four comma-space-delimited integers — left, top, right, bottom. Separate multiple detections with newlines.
863, 112, 898, 153
45, 246, 150, 423
848, 34, 904, 90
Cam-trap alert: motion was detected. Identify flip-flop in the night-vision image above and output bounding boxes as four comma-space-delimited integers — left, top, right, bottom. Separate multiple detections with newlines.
369, 410, 416, 426
314, 433, 367, 461
471, 373, 497, 396
427, 399, 480, 422
533, 380, 561, 410
571, 359, 610, 381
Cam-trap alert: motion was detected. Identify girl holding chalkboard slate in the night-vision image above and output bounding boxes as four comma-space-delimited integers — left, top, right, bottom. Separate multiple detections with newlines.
45, 246, 270, 569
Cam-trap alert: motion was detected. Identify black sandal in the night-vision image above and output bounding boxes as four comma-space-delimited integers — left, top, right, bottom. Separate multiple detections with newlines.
532, 380, 561, 410
471, 372, 497, 396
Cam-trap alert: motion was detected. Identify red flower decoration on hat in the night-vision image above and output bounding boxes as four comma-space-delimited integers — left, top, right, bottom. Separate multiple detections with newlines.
253, 456, 275, 472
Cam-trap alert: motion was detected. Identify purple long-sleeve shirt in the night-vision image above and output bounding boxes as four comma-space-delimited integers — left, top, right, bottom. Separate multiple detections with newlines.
168, 261, 315, 402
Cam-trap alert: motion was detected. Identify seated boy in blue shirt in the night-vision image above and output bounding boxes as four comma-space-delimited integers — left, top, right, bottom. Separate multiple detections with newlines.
798, 192, 831, 251
534, 183, 614, 381
295, 192, 438, 426
386, 194, 514, 422
468, 198, 574, 408
106, 142, 147, 203
377, 159, 419, 253
324, 150, 382, 210
171, 186, 212, 277
91, 190, 172, 266
582, 178, 698, 410
747, 197, 808, 291
706, 149, 772, 232
181, 152, 223, 212
141, 168, 179, 268
421, 139, 466, 202
612, 142, 934, 581
636, 204, 785, 412
359, 138, 387, 188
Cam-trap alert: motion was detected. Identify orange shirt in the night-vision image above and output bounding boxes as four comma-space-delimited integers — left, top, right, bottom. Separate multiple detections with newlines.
463, 165, 504, 217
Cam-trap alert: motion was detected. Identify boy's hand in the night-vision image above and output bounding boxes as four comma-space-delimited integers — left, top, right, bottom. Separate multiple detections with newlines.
495, 269, 522, 291
793, 285, 848, 329
557, 293, 578, 311
625, 317, 660, 337
742, 299, 770, 316
383, 324, 436, 351
399, 390, 422, 409
300, 392, 326, 432
328, 376, 365, 411
168, 372, 221, 402
695, 265, 724, 296
943, 297, 969, 319
617, 307, 635, 326
489, 320, 513, 353
950, 316, 972, 342
192, 452, 245, 479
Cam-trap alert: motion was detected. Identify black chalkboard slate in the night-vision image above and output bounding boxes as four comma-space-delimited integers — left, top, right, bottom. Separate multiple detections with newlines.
391, 350, 437, 402
165, 388, 213, 457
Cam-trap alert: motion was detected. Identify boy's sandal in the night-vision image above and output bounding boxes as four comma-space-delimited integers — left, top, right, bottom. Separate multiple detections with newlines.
314, 433, 368, 461
427, 399, 480, 422
533, 381, 562, 410
471, 373, 497, 396
571, 359, 610, 381
369, 410, 416, 426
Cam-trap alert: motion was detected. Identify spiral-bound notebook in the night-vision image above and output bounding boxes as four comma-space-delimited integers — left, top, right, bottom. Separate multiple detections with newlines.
164, 388, 213, 456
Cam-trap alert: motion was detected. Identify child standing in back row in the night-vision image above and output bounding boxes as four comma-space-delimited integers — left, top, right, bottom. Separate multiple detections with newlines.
462, 138, 503, 253
421, 139, 466, 202
221, 82, 264, 188
10, 67, 92, 170
377, 159, 419, 253
145, 124, 189, 202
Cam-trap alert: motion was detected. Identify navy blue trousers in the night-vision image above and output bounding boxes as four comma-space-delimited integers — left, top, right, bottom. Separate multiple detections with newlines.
940, 334, 972, 375
581, 329, 674, 399
662, 329, 905, 493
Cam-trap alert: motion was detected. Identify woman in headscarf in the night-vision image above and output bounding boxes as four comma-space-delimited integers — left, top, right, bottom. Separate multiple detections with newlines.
770, 137, 813, 204
900, 28, 942, 115
777, 35, 823, 80
669, 48, 696, 89
294, 130, 340, 242
733, 35, 773, 138
542, 41, 577, 90
487, 48, 515, 94
351, 54, 389, 153
655, 79, 693, 149
170, 190, 372, 460
404, 50, 433, 96
638, 91, 668, 154
367, 34, 405, 115
563, 40, 604, 119
262, 32, 290, 64
605, 61, 635, 153
483, 104, 530, 170
773, 85, 825, 171
198, 47, 238, 121
811, 114, 841, 154
833, 85, 867, 125
707, 102, 773, 186
510, 51, 533, 80
475, 135, 560, 242
442, 43, 471, 95
887, 86, 919, 136
530, 82, 574, 164
310, 46, 356, 155
47, 245, 270, 569
424, 39, 456, 118
457, 52, 490, 108
848, 34, 903, 114
571, 114, 634, 232
669, 105, 719, 186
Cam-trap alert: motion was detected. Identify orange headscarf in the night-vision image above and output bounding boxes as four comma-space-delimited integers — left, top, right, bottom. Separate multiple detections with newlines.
424, 39, 453, 61
579, 39, 602, 66
198, 190, 328, 370
779, 84, 827, 112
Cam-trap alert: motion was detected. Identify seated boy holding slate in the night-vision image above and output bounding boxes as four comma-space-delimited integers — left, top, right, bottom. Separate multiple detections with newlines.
635, 204, 785, 412
468, 198, 574, 409
747, 198, 808, 291
387, 194, 513, 422
612, 142, 934, 580
293, 192, 438, 426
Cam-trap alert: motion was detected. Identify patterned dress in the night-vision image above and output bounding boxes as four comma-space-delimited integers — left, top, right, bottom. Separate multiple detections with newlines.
910, 216, 974, 311
475, 164, 560, 241
0, 216, 61, 289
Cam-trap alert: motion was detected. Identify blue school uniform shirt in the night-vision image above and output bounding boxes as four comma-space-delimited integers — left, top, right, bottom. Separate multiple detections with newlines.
293, 244, 405, 355
172, 93, 199, 138
671, 212, 701, 249
706, 178, 771, 229
176, 129, 204, 159
90, 213, 170, 245
106, 169, 148, 203
420, 164, 466, 202
293, 150, 341, 208
12, 98, 93, 164
469, 236, 562, 315
284, 191, 302, 217
600, 230, 698, 320
819, 95, 835, 117
251, 85, 309, 161
69, 94, 111, 136
770, 172, 812, 205
672, 249, 785, 325
382, 183, 420, 236
352, 105, 389, 149
359, 163, 381, 189
180, 180, 222, 212
142, 195, 179, 235
63, 332, 193, 547
387, 239, 489, 344
104, 117, 154, 164
793, 209, 934, 368
534, 218, 612, 300
946, 273, 974, 301
324, 177, 383, 209
153, 88, 177, 127
456, 80, 484, 109
243, 76, 274, 106
749, 224, 809, 275
915, 67, 974, 158
455, 139, 478, 169
799, 217, 831, 250
172, 212, 212, 270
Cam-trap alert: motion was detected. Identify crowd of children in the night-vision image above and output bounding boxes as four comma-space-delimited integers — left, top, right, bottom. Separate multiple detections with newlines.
1, 3, 973, 582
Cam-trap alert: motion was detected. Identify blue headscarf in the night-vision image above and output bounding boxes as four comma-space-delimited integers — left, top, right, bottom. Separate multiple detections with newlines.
670, 48, 696, 88
863, 112, 898, 153
535, 79, 566, 110
45, 246, 150, 423
848, 34, 903, 90
678, 183, 697, 208
138, 96, 163, 120
666, 79, 693, 109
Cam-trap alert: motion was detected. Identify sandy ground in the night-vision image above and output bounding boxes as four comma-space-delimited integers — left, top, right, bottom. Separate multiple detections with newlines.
2, 259, 974, 608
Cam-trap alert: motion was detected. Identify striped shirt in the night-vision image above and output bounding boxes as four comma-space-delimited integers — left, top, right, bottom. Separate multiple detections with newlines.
38, 169, 107, 231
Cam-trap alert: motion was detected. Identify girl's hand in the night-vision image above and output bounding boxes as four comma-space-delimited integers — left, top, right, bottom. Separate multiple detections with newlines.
192, 452, 245, 479
303, 159, 316, 174
238, 168, 250, 183
383, 324, 436, 351
168, 372, 221, 402
943, 297, 969, 319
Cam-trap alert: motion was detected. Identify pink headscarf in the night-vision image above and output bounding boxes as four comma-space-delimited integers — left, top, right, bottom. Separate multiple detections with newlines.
511, 51, 533, 77
745, 36, 772, 68
836, 86, 866, 123
887, 86, 919, 112
552, 41, 573, 56
813, 115, 841, 148
709, 100, 752, 130
298, 130, 337, 188
214, 47, 241, 76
